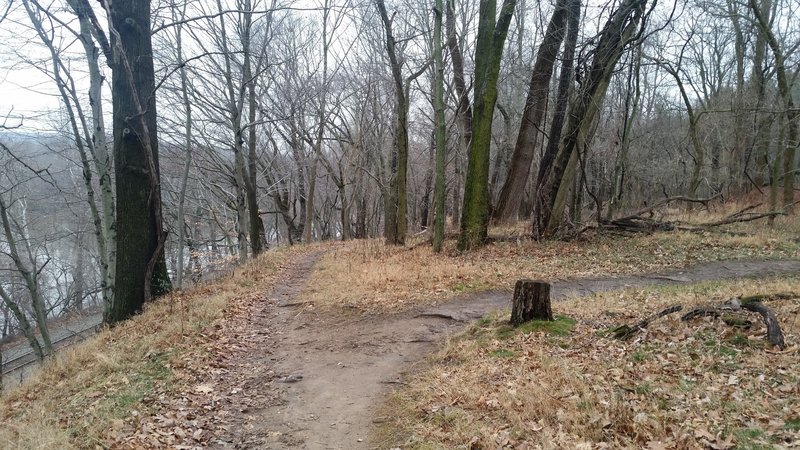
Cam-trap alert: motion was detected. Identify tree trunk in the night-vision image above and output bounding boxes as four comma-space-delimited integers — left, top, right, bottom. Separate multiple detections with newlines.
25, 0, 117, 315
174, 3, 192, 290
750, 0, 771, 188
533, 0, 580, 237
457, 0, 517, 250
494, 0, 570, 222
536, 0, 647, 238
433, 0, 447, 252
750, 0, 797, 212
0, 286, 45, 362
376, 0, 412, 245
446, 0, 473, 153
510, 280, 552, 325
719, 0, 746, 195
421, 132, 434, 230
105, 0, 172, 324
607, 45, 641, 220
244, 8, 264, 256
0, 197, 54, 356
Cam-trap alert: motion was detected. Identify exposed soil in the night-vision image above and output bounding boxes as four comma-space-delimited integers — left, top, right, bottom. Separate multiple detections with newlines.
196, 256, 800, 449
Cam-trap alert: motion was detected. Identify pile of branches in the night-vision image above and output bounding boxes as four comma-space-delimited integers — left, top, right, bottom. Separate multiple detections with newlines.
597, 195, 786, 234
611, 293, 796, 350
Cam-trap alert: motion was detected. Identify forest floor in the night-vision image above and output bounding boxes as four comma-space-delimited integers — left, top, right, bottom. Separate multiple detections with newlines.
1, 209, 799, 449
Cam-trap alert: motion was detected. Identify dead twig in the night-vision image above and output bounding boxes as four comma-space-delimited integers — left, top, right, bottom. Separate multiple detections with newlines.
611, 305, 683, 340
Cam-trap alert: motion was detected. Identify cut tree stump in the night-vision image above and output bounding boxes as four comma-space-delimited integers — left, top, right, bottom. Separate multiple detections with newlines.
511, 280, 552, 326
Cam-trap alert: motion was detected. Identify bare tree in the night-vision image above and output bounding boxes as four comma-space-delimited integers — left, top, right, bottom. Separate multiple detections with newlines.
457, 0, 517, 250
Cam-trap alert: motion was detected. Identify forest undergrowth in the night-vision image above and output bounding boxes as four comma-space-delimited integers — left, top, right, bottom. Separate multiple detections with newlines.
380, 277, 800, 449
0, 244, 323, 448
0, 200, 798, 449
305, 203, 800, 313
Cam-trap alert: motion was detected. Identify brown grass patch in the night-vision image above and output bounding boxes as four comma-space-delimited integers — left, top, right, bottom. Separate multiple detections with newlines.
380, 277, 800, 449
0, 244, 321, 449
305, 214, 800, 312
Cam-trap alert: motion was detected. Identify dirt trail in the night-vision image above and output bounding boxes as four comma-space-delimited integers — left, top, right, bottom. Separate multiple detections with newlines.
213, 257, 800, 449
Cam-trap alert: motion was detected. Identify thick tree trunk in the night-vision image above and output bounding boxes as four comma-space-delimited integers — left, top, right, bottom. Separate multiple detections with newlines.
495, 0, 570, 222
457, 0, 517, 250
245, 21, 264, 256
510, 280, 553, 325
105, 0, 171, 324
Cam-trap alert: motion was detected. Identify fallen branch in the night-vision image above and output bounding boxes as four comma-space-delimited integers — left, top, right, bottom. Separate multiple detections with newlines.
611, 305, 683, 340
616, 194, 722, 222
696, 211, 784, 227
679, 294, 793, 349
741, 300, 786, 350
681, 305, 752, 328
601, 217, 675, 233
605, 202, 784, 234
739, 292, 798, 303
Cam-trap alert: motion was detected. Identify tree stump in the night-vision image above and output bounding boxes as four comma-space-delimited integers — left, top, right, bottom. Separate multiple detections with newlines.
510, 280, 552, 326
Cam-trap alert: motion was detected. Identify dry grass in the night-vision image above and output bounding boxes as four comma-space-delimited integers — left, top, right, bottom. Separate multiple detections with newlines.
304, 212, 800, 312
0, 244, 318, 449
381, 277, 800, 449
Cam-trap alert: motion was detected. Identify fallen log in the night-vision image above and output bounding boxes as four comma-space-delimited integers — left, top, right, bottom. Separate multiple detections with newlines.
741, 300, 785, 350
680, 306, 752, 328
601, 197, 788, 235
642, 294, 793, 349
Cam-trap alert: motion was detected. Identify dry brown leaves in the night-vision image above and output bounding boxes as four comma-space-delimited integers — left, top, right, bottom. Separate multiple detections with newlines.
0, 245, 320, 449
103, 249, 321, 449
388, 278, 800, 449
305, 225, 800, 313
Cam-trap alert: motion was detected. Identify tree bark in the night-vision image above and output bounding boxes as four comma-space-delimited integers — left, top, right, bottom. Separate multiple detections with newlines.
433, 0, 447, 252
750, 0, 798, 212
0, 198, 51, 360
457, 0, 517, 250
174, 2, 192, 290
510, 280, 553, 325
105, 0, 172, 324
446, 0, 473, 152
376, 0, 414, 245
495, 0, 570, 222
536, 0, 647, 237
607, 45, 641, 220
243, 2, 265, 255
